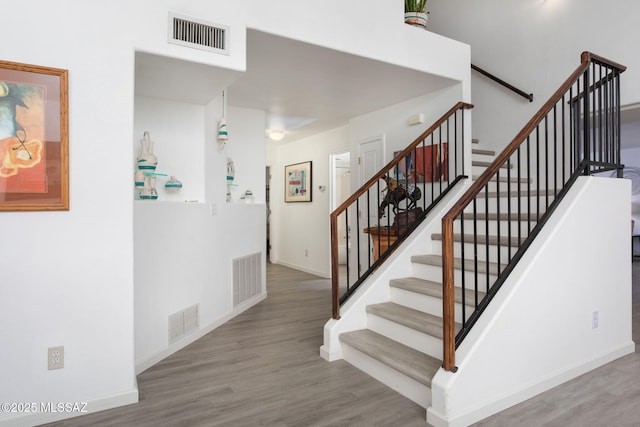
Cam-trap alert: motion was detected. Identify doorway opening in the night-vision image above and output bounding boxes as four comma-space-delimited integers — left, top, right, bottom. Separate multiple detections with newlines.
330, 151, 351, 265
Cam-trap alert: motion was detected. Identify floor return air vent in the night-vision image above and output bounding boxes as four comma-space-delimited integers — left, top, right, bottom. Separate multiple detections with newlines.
233, 252, 262, 307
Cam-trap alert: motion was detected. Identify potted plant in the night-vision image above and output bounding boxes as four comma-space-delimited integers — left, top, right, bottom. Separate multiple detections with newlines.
404, 0, 428, 28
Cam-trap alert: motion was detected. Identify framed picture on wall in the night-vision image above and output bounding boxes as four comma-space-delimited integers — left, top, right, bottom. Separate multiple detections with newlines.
0, 60, 69, 211
285, 161, 312, 202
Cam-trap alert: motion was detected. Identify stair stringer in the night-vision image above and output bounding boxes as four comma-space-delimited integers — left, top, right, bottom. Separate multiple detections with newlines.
320, 178, 470, 362
427, 176, 635, 427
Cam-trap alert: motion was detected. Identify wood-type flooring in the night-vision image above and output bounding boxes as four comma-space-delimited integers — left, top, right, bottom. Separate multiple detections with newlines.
43, 261, 640, 427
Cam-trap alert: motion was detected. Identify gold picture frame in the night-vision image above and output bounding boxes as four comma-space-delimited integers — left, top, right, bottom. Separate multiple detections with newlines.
0, 60, 69, 211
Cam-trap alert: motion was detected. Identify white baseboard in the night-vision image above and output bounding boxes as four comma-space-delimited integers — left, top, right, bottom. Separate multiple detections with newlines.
135, 292, 268, 374
272, 260, 329, 278
0, 388, 139, 427
427, 341, 636, 427
319, 344, 342, 362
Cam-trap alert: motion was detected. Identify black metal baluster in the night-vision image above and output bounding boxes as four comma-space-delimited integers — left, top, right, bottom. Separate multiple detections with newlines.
356, 198, 361, 278
517, 146, 522, 245
553, 105, 558, 197
496, 168, 501, 274
544, 116, 549, 210
366, 190, 371, 268
536, 126, 541, 221
460, 212, 466, 324
485, 184, 490, 294
344, 208, 350, 292
507, 157, 512, 262
527, 136, 531, 235
473, 199, 479, 309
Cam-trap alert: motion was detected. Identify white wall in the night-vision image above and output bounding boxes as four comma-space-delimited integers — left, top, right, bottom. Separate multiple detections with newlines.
270, 126, 349, 277
271, 84, 466, 278
134, 101, 267, 371
0, 0, 469, 424
349, 85, 466, 164
134, 97, 206, 201
428, 176, 635, 427
427, 0, 640, 152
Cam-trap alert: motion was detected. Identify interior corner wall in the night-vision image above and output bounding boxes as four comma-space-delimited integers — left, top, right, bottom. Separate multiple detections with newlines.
134, 102, 266, 371
427, 0, 640, 152
270, 126, 349, 277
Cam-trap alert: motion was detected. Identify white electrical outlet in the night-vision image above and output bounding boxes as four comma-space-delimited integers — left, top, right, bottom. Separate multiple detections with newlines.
592, 310, 599, 329
305, 249, 309, 257
48, 346, 64, 370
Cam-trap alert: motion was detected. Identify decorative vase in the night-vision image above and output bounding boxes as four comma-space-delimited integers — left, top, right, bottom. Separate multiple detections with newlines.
404, 12, 428, 28
135, 131, 159, 200
137, 131, 157, 171
164, 176, 183, 192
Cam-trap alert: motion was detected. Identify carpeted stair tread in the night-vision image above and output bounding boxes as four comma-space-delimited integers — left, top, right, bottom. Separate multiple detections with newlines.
340, 329, 441, 387
431, 233, 526, 247
367, 302, 460, 338
472, 148, 495, 156
472, 160, 513, 169
472, 175, 532, 184
390, 276, 486, 304
460, 212, 538, 221
411, 254, 505, 276
477, 189, 557, 198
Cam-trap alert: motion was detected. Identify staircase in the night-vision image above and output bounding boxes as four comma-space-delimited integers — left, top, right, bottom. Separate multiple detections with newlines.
338, 142, 510, 407
324, 52, 631, 426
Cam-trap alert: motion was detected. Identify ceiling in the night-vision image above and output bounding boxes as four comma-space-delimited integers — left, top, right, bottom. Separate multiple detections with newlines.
135, 30, 454, 142
135, 30, 640, 147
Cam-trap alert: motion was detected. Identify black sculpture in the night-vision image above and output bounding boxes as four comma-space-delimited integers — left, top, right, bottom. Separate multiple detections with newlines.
378, 175, 421, 219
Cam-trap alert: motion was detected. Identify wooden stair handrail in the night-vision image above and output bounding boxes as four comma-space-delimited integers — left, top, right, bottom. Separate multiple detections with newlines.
441, 51, 626, 371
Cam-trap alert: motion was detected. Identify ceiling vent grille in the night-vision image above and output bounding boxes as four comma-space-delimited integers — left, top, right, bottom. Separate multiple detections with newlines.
168, 13, 229, 55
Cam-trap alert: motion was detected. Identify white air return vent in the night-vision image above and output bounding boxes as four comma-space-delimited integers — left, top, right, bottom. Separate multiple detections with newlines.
168, 304, 199, 344
168, 13, 229, 55
233, 252, 262, 307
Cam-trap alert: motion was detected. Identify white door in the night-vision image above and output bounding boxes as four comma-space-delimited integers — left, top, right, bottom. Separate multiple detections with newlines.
357, 136, 385, 269
359, 136, 385, 227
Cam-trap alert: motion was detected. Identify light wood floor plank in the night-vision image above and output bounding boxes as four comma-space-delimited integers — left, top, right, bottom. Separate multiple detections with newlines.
41, 263, 425, 427
40, 260, 640, 427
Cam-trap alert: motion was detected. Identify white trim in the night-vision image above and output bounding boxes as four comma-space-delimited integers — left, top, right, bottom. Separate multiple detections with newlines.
427, 342, 635, 427
135, 292, 267, 374
272, 260, 329, 279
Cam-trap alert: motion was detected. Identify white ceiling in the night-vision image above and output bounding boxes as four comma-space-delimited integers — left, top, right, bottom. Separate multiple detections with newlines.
135, 30, 640, 147
135, 30, 454, 142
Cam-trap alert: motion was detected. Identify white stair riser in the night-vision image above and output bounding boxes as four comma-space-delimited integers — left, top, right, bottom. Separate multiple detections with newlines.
411, 262, 500, 285
367, 314, 443, 360
341, 344, 431, 409
390, 287, 477, 325
432, 239, 520, 262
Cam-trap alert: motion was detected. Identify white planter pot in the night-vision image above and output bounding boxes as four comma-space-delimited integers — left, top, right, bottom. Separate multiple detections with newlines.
404, 12, 428, 28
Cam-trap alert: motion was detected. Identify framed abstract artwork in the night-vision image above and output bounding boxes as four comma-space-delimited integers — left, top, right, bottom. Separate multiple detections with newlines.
393, 143, 448, 184
0, 60, 69, 211
285, 161, 312, 202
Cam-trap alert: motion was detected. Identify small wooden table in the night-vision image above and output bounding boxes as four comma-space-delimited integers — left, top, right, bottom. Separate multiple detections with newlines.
363, 227, 400, 261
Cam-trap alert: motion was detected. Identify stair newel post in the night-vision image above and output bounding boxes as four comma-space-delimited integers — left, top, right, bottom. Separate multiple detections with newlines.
442, 215, 456, 371
330, 211, 340, 319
